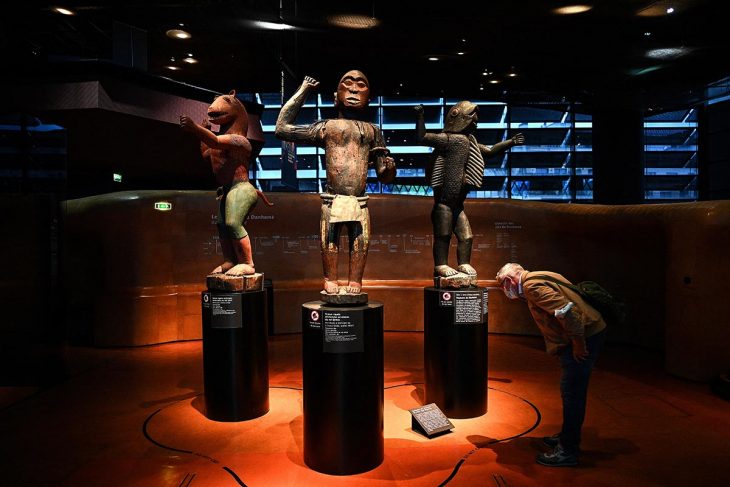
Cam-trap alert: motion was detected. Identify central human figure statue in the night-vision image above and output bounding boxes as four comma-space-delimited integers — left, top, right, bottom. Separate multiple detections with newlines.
276, 71, 396, 298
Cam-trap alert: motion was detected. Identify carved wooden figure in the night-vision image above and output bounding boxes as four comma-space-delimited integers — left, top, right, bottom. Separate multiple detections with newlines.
276, 72, 396, 301
415, 102, 524, 287
181, 91, 272, 278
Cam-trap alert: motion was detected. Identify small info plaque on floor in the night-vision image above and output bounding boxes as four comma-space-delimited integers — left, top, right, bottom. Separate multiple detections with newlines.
409, 403, 454, 438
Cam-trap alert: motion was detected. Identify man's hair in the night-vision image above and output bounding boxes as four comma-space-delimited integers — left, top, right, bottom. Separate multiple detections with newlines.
495, 263, 525, 283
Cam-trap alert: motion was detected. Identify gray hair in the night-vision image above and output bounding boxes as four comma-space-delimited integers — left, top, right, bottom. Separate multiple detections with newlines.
495, 263, 525, 283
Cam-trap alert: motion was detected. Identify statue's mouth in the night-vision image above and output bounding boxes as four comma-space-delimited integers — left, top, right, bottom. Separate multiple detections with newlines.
346, 96, 361, 103
207, 111, 226, 119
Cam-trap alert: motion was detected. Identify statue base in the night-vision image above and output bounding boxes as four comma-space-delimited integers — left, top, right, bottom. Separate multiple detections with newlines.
207, 272, 264, 292
424, 286, 488, 418
434, 273, 477, 289
320, 290, 369, 305
201, 288, 269, 421
302, 301, 384, 474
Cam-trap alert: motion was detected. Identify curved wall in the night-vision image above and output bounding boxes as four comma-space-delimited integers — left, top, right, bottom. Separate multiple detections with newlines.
61, 191, 730, 381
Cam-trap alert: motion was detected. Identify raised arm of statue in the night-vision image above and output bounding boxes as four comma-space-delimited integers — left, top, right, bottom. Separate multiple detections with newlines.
415, 104, 449, 149
479, 132, 525, 158
275, 76, 323, 143
180, 115, 252, 154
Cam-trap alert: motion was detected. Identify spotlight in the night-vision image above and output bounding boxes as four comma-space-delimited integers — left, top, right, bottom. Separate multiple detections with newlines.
166, 65, 181, 71
182, 57, 198, 64
666, 7, 675, 14
428, 57, 439, 61
52, 6, 75, 16
166, 29, 191, 39
250, 20, 295, 30
553, 5, 593, 15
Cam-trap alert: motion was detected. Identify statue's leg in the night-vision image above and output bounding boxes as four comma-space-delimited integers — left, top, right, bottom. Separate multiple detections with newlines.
212, 189, 235, 274
454, 208, 476, 276
346, 208, 370, 294
225, 183, 258, 276
432, 203, 458, 277
321, 202, 341, 294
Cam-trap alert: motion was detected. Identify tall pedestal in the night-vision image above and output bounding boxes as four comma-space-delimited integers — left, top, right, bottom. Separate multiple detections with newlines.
301, 301, 384, 475
201, 288, 269, 421
424, 287, 488, 418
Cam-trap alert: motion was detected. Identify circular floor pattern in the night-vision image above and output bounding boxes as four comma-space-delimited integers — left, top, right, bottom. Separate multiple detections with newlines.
143, 383, 540, 486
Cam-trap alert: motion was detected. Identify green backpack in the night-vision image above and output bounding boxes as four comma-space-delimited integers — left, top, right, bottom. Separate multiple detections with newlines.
525, 275, 626, 324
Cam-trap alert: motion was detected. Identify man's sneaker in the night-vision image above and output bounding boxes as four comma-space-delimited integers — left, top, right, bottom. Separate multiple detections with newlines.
542, 434, 561, 448
536, 445, 579, 467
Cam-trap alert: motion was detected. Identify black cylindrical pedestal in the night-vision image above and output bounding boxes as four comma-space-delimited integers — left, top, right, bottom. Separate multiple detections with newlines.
201, 289, 269, 421
301, 301, 384, 475
424, 287, 488, 418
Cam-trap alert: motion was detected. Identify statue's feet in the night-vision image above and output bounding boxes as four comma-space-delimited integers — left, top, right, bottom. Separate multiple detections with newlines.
323, 280, 339, 294
345, 282, 362, 294
434, 265, 459, 277
225, 263, 255, 276
456, 264, 477, 276
211, 261, 235, 274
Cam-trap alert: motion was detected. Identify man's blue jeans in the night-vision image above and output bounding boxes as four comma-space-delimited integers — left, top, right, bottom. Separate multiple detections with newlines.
558, 329, 607, 454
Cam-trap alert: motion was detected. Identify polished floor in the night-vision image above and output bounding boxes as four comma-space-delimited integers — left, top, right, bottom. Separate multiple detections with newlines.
1, 332, 729, 487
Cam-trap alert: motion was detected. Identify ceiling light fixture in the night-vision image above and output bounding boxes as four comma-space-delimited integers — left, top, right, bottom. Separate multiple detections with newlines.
165, 66, 181, 71
182, 57, 198, 64
250, 20, 295, 30
553, 5, 593, 15
166, 29, 191, 39
489, 79, 501, 84
644, 32, 652, 36
429, 57, 439, 61
52, 6, 76, 16
666, 7, 675, 14
646, 47, 689, 59
327, 14, 380, 29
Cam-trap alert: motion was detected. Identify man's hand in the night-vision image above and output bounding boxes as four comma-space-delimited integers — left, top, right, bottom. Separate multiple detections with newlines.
180, 115, 196, 132
301, 76, 320, 92
511, 133, 525, 146
414, 104, 424, 115
571, 338, 589, 362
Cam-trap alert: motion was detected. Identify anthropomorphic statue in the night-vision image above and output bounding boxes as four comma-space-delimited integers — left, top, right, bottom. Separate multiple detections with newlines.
275, 72, 396, 297
180, 90, 272, 277
415, 102, 524, 283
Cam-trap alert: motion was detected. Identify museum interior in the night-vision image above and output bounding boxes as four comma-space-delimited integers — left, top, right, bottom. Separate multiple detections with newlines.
1, 1, 729, 486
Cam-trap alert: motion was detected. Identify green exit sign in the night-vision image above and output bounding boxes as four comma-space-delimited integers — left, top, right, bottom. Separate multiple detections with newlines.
113, 173, 122, 183
154, 202, 172, 211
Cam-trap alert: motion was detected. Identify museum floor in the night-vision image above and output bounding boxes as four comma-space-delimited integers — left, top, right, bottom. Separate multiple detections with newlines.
1, 332, 729, 487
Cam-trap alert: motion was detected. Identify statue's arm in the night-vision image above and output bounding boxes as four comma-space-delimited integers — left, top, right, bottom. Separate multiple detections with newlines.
372, 126, 396, 184
275, 76, 321, 142
179, 115, 251, 153
479, 132, 525, 158
415, 104, 448, 148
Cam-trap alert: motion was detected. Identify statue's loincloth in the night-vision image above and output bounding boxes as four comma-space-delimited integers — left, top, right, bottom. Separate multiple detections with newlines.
321, 194, 369, 223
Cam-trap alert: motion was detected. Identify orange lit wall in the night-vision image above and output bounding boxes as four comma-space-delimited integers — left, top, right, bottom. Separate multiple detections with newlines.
61, 191, 730, 381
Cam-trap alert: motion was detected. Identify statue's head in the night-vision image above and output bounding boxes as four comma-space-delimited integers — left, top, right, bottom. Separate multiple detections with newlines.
443, 101, 478, 134
208, 90, 248, 132
334, 70, 370, 111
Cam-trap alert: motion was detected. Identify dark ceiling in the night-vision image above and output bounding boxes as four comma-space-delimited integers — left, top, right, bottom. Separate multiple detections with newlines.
3, 1, 729, 107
